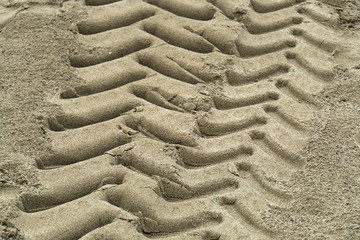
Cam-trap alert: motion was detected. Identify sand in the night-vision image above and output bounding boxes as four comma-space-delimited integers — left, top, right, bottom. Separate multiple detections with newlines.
0, 0, 359, 239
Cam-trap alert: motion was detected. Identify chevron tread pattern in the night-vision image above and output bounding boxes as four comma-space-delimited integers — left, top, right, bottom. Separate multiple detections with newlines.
12, 0, 345, 239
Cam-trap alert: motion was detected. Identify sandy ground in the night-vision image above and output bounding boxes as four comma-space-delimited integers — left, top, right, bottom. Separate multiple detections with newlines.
262, 66, 360, 239
0, 3, 84, 239
0, 0, 359, 239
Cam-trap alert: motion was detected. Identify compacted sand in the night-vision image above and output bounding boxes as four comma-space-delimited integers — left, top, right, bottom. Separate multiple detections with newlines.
0, 0, 359, 239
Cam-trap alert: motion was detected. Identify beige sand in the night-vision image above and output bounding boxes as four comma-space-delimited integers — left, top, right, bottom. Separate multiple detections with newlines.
0, 0, 359, 239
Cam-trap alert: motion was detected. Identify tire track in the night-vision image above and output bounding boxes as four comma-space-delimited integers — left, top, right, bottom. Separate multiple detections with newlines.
11, 0, 346, 239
